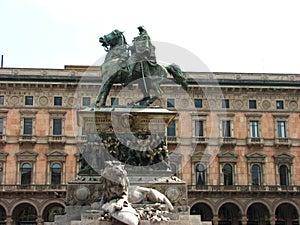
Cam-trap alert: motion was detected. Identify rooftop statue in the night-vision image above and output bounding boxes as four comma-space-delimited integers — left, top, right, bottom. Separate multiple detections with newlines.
95, 26, 188, 106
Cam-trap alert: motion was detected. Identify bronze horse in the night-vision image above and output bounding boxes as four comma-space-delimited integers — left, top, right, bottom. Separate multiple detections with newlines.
95, 29, 188, 106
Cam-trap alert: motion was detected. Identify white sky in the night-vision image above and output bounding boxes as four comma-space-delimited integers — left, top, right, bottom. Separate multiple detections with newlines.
1, 0, 300, 73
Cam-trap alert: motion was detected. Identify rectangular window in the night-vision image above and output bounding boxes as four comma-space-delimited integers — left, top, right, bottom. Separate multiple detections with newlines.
53, 119, 62, 135
82, 97, 91, 106
0, 96, 4, 105
194, 99, 202, 108
249, 121, 259, 137
222, 120, 231, 137
276, 100, 284, 109
23, 118, 33, 135
167, 120, 176, 136
0, 118, 3, 135
54, 97, 62, 106
277, 121, 286, 138
167, 98, 175, 108
195, 120, 204, 137
249, 100, 257, 109
25, 96, 33, 105
222, 99, 230, 109
111, 97, 119, 106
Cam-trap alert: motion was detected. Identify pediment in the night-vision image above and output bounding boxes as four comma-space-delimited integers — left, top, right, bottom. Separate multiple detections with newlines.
191, 151, 211, 162
16, 150, 37, 161
246, 152, 266, 159
246, 152, 266, 163
0, 151, 8, 161
218, 151, 238, 163
273, 152, 294, 164
46, 150, 67, 161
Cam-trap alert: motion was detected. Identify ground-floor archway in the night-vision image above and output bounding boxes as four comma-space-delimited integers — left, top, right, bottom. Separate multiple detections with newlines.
42, 203, 65, 223
247, 203, 270, 225
12, 203, 37, 225
190, 202, 213, 221
275, 203, 299, 225
0, 205, 6, 225
218, 203, 242, 225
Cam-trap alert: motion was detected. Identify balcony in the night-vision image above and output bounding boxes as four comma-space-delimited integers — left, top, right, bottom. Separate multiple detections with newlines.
247, 137, 264, 147
275, 137, 291, 148
48, 135, 66, 144
0, 184, 67, 191
76, 135, 87, 143
192, 136, 208, 145
219, 137, 236, 146
19, 135, 37, 144
0, 134, 6, 144
167, 136, 178, 144
188, 185, 300, 192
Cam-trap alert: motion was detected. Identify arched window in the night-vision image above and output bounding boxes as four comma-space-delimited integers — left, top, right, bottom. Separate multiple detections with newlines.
51, 163, 62, 185
223, 164, 233, 186
196, 163, 206, 186
21, 163, 32, 185
251, 164, 261, 186
279, 165, 289, 186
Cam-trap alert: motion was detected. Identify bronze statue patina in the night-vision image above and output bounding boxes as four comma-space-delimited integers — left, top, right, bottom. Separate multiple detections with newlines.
95, 26, 188, 106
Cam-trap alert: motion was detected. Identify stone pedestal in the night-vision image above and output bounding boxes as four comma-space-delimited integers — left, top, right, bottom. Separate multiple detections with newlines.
54, 106, 192, 225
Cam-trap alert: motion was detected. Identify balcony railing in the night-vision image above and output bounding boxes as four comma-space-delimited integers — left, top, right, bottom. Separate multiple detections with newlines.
76, 135, 87, 143
219, 137, 236, 146
48, 135, 66, 144
192, 136, 208, 145
188, 185, 300, 192
247, 137, 264, 147
0, 134, 6, 144
0, 184, 67, 191
19, 135, 37, 144
167, 136, 178, 143
275, 138, 291, 147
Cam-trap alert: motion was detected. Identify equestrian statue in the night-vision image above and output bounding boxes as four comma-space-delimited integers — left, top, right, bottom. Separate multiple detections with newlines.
95, 26, 188, 106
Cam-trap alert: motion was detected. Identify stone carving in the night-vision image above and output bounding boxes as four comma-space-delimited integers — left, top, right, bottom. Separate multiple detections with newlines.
95, 26, 188, 106
98, 161, 173, 224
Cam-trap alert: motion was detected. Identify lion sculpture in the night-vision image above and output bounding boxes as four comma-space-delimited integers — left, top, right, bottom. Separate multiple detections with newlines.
99, 161, 173, 224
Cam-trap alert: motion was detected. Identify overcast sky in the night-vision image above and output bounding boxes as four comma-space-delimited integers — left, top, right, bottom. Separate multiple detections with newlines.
1, 0, 300, 73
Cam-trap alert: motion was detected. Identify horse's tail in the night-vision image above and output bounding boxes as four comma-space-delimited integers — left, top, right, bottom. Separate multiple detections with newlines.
165, 64, 188, 91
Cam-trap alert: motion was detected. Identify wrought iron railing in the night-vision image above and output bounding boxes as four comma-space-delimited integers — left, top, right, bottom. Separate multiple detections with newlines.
0, 184, 67, 191
188, 185, 300, 192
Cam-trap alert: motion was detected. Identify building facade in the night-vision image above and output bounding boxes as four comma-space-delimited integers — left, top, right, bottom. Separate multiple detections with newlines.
0, 66, 299, 225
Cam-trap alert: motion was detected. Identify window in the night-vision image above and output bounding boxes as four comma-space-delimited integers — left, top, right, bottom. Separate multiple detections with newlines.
53, 119, 62, 135
223, 164, 233, 186
21, 163, 32, 185
25, 96, 33, 105
167, 120, 176, 137
277, 121, 286, 138
82, 97, 91, 106
194, 99, 202, 108
251, 164, 261, 186
54, 97, 62, 106
196, 163, 206, 186
167, 98, 175, 108
222, 120, 231, 137
279, 165, 289, 186
249, 121, 259, 138
111, 97, 119, 106
276, 100, 284, 109
249, 100, 257, 109
0, 118, 3, 135
23, 118, 33, 135
222, 99, 230, 109
0, 96, 4, 105
51, 163, 62, 185
195, 120, 204, 137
